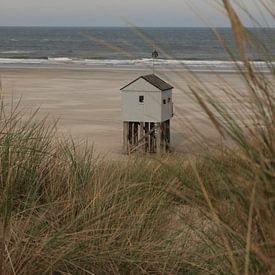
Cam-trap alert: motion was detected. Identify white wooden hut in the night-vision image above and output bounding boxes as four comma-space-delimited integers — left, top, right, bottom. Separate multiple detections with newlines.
120, 74, 173, 154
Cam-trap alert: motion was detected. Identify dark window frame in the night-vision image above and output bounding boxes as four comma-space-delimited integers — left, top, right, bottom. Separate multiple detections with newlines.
139, 95, 144, 103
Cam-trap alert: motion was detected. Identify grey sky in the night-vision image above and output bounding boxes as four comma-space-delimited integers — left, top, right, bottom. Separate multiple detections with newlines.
0, 0, 273, 27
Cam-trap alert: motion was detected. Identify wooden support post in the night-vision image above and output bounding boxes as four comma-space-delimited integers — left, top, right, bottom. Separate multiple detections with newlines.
139, 122, 144, 151
156, 122, 161, 154
131, 122, 135, 146
160, 122, 165, 153
134, 123, 138, 147
145, 122, 149, 152
124, 121, 169, 155
166, 120, 170, 150
123, 122, 128, 154
128, 122, 132, 146
150, 122, 155, 153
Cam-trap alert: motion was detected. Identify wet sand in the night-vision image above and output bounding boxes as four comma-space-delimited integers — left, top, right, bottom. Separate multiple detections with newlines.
0, 66, 250, 157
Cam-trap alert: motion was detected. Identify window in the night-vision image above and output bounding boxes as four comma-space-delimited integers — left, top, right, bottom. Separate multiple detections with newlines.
139, 95, 144, 103
163, 99, 166, 104
168, 98, 171, 103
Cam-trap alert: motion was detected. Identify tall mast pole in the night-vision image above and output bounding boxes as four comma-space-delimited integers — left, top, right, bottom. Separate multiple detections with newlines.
152, 50, 158, 74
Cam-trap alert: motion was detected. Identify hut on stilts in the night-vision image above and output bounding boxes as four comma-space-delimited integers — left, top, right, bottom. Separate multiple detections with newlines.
121, 73, 174, 154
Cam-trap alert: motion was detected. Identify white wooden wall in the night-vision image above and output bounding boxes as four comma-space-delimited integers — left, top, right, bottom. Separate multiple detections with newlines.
161, 90, 173, 122
121, 78, 173, 123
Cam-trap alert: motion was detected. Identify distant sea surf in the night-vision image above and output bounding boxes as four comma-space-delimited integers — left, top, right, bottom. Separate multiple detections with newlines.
0, 27, 274, 72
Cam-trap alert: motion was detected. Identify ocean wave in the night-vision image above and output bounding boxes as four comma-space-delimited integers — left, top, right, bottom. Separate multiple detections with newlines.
48, 57, 73, 62
0, 58, 49, 64
0, 57, 273, 72
0, 50, 33, 54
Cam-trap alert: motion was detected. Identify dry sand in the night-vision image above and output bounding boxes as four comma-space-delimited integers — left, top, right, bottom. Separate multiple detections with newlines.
0, 66, 250, 157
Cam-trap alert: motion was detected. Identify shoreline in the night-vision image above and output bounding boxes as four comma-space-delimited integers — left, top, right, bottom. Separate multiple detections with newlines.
0, 61, 272, 74
0, 64, 245, 73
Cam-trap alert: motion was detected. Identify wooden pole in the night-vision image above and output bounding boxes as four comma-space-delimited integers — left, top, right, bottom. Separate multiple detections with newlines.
128, 122, 134, 153
156, 122, 161, 154
131, 122, 135, 146
125, 121, 168, 154
134, 123, 138, 147
145, 123, 149, 152
150, 122, 155, 153
139, 122, 144, 151
166, 120, 170, 150
123, 122, 128, 154
160, 122, 165, 153
128, 122, 132, 146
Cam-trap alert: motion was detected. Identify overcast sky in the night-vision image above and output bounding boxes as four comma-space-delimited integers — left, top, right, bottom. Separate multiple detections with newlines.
0, 0, 273, 27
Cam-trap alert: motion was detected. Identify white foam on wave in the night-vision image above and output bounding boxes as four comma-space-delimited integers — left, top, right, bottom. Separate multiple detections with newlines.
48, 57, 73, 62
0, 58, 49, 64
0, 50, 32, 54
0, 57, 272, 72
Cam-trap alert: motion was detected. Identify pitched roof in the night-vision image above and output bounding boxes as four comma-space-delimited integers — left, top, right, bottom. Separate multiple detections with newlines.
120, 74, 173, 91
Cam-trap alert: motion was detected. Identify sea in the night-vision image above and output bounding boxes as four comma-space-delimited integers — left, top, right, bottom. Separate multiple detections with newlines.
0, 27, 274, 72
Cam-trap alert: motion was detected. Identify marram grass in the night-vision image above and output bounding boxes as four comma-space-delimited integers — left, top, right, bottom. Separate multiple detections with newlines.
0, 1, 275, 274
0, 96, 274, 274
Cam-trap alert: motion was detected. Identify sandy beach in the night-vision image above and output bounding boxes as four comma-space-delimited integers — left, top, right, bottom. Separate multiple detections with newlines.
0, 66, 250, 156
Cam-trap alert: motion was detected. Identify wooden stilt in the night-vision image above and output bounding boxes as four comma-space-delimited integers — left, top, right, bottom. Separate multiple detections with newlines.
150, 122, 155, 153
145, 122, 149, 152
128, 122, 132, 146
139, 122, 144, 151
134, 123, 138, 146
156, 122, 161, 154
161, 122, 166, 153
123, 122, 128, 154
166, 120, 170, 150
146, 123, 150, 152
123, 119, 170, 154
131, 122, 135, 146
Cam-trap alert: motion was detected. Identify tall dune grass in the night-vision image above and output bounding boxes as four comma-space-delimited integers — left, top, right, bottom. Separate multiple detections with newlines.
0, 0, 275, 274
0, 100, 189, 274
167, 1, 275, 273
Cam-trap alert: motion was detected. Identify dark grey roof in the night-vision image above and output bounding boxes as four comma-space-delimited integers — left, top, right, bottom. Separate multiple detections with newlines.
120, 74, 173, 91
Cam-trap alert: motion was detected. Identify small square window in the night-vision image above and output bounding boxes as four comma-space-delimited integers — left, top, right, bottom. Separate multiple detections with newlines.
139, 96, 144, 103
168, 98, 171, 103
163, 99, 166, 104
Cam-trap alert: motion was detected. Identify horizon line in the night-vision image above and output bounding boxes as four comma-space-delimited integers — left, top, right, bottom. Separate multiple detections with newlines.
0, 25, 274, 29
0, 25, 228, 28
